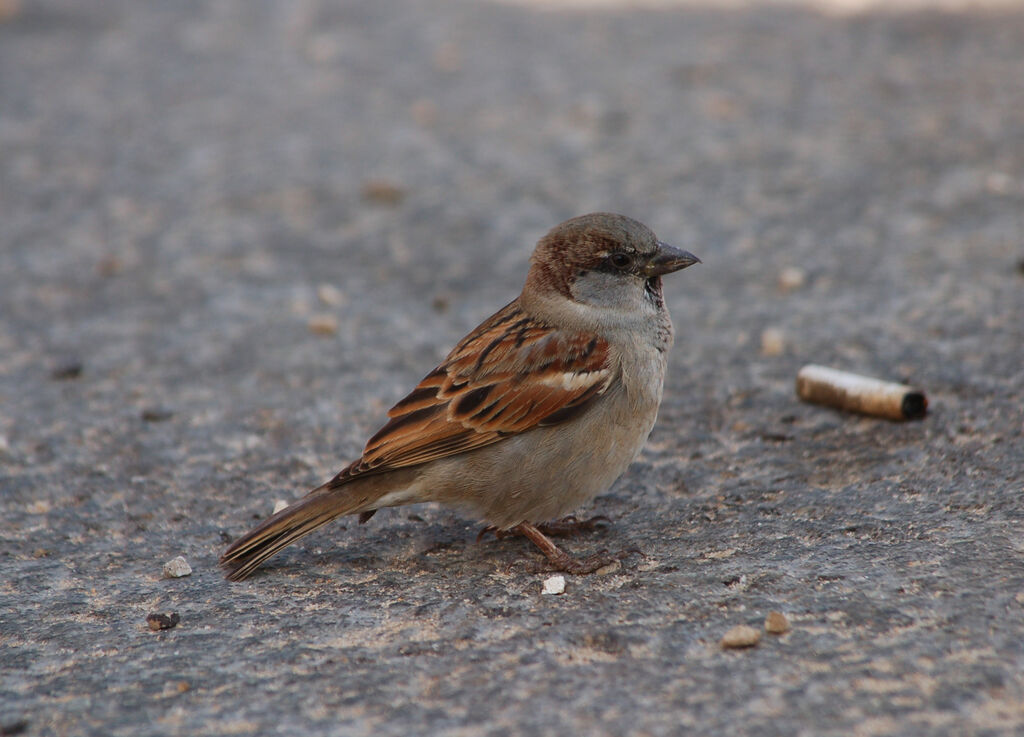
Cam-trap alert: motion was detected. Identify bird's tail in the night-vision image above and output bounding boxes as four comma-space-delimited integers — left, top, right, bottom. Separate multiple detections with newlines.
219, 478, 376, 581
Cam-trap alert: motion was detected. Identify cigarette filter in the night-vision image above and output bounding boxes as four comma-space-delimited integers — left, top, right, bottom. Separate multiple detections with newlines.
795, 364, 927, 421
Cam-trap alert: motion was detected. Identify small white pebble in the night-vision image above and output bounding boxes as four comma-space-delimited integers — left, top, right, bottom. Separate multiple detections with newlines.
760, 327, 786, 357
316, 283, 345, 307
272, 499, 289, 514
777, 266, 807, 292
542, 575, 566, 595
162, 556, 192, 579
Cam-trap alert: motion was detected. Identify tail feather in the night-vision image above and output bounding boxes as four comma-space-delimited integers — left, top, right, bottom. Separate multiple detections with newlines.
220, 483, 370, 581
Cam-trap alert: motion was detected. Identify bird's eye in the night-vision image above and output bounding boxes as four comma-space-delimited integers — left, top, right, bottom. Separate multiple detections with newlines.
608, 252, 633, 270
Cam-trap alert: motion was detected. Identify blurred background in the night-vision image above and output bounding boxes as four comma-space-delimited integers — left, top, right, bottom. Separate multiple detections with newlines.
3, 0, 1020, 424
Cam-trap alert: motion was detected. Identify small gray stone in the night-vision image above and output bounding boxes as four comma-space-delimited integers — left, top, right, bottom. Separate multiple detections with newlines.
162, 556, 192, 579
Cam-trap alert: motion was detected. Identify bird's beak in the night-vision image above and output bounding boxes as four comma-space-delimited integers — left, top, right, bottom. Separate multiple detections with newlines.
643, 242, 701, 277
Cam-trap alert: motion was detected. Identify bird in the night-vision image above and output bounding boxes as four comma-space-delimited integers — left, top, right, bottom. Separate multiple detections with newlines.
220, 213, 700, 581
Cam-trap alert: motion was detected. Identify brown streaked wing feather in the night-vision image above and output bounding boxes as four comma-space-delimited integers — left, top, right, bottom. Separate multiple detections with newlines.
346, 301, 614, 478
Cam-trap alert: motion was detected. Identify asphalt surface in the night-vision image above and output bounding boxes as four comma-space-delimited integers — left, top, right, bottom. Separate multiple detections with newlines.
2, 1, 1023, 735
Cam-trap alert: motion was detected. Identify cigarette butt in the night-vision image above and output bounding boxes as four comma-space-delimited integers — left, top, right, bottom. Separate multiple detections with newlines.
795, 365, 927, 421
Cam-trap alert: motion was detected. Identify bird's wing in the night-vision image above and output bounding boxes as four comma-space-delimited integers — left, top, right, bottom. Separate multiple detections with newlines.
336, 301, 615, 481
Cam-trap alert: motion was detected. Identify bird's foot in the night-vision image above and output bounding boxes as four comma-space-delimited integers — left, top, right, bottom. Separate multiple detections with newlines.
510, 522, 632, 576
528, 548, 619, 575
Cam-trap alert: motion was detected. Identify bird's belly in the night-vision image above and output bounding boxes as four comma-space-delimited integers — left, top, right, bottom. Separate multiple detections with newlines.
420, 380, 662, 528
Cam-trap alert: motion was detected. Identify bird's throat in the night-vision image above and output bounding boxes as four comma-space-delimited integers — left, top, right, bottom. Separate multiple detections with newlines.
644, 276, 664, 307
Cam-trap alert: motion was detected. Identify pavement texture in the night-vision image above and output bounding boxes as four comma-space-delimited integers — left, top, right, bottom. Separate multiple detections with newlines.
2, 1, 1023, 735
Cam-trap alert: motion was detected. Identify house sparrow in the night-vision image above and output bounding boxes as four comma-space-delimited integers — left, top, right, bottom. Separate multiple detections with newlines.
221, 213, 700, 580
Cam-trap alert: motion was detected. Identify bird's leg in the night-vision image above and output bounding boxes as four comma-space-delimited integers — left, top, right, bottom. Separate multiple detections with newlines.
510, 522, 618, 575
